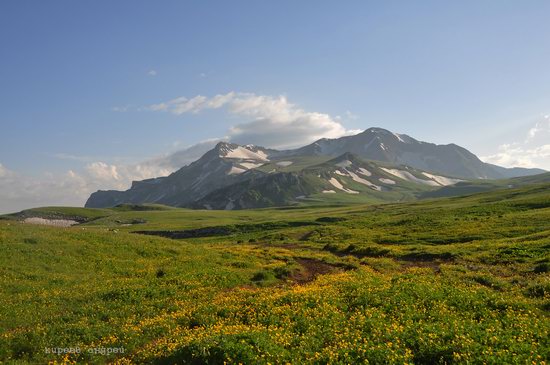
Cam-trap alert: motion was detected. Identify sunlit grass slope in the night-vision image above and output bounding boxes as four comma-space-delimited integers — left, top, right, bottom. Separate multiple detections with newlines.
0, 183, 549, 364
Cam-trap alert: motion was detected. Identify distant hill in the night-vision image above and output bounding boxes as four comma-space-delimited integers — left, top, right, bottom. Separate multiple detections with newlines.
421, 172, 550, 199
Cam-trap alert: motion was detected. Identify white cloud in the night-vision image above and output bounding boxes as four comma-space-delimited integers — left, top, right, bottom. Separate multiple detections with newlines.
81, 138, 221, 189
0, 164, 91, 214
481, 115, 550, 170
482, 143, 550, 169
526, 114, 550, 142
148, 70, 157, 76
148, 92, 356, 149
0, 138, 224, 213
0, 162, 164, 214
173, 95, 208, 114
86, 162, 121, 182
0, 163, 13, 178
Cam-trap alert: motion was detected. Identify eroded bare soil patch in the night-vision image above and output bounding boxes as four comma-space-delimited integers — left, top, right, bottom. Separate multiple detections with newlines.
291, 258, 343, 284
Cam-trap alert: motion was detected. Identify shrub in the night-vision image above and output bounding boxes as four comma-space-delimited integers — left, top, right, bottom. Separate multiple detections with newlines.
156, 268, 166, 278
534, 262, 550, 274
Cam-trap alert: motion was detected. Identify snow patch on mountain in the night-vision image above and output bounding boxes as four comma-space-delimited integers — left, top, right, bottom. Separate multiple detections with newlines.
227, 166, 246, 175
223, 146, 269, 161
239, 162, 264, 169
421, 172, 463, 186
276, 161, 293, 167
380, 168, 440, 186
393, 133, 405, 143
357, 168, 372, 177
379, 178, 396, 185
328, 177, 359, 194
346, 170, 381, 191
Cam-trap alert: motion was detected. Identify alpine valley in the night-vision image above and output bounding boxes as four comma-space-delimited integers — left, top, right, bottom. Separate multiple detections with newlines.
85, 128, 545, 210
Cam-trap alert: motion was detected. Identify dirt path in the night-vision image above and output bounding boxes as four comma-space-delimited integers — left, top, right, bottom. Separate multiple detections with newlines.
291, 258, 342, 284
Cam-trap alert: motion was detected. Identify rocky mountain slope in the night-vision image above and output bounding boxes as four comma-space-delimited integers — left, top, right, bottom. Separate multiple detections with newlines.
86, 142, 271, 208
287, 128, 544, 179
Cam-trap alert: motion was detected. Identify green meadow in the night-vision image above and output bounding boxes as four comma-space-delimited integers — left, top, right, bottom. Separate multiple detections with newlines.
1, 184, 549, 364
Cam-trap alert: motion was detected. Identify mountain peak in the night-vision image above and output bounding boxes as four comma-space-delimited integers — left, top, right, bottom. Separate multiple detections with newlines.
360, 127, 415, 144
363, 127, 392, 134
210, 141, 270, 161
215, 141, 230, 147
213, 141, 235, 151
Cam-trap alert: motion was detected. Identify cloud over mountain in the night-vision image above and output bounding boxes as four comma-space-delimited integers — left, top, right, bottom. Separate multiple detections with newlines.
0, 137, 229, 214
149, 92, 357, 149
482, 115, 550, 169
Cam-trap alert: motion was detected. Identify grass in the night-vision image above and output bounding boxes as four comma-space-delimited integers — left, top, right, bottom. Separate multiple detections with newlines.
0, 183, 549, 364
7, 206, 112, 222
255, 156, 332, 173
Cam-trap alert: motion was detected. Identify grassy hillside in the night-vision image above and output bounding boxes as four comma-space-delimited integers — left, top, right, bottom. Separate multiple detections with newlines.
195, 153, 462, 210
255, 156, 331, 173
7, 206, 113, 222
0, 184, 549, 364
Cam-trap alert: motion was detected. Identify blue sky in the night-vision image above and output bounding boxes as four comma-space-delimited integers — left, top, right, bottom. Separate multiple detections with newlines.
1, 1, 550, 212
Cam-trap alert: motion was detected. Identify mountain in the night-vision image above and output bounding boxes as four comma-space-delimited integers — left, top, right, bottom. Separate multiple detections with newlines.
86, 142, 273, 208
85, 128, 546, 209
288, 128, 544, 179
193, 152, 464, 209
